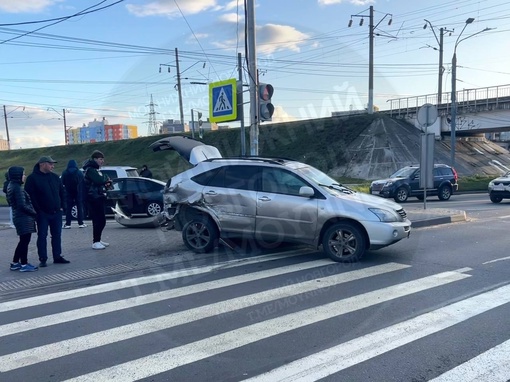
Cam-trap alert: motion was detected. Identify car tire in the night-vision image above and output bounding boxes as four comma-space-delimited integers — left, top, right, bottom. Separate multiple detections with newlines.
394, 187, 409, 203
322, 222, 366, 263
146, 201, 163, 216
416, 195, 424, 200
490, 193, 503, 203
437, 185, 452, 201
182, 216, 218, 253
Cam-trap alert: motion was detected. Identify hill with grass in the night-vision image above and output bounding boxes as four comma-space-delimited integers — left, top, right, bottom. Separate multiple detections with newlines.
0, 114, 507, 183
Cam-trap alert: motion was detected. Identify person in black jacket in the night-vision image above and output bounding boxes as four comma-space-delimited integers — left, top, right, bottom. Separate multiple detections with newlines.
6, 166, 38, 272
61, 159, 87, 229
3, 172, 15, 228
139, 165, 153, 178
83, 150, 112, 250
25, 156, 70, 267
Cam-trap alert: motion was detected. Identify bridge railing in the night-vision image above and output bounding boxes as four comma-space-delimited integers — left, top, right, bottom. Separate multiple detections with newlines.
386, 84, 510, 117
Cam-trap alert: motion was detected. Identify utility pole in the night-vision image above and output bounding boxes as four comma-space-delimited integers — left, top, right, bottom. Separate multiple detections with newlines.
348, 6, 393, 114
238, 52, 246, 156
175, 48, 184, 126
424, 20, 454, 105
246, 0, 258, 155
2, 105, 10, 150
62, 108, 68, 145
146, 94, 159, 135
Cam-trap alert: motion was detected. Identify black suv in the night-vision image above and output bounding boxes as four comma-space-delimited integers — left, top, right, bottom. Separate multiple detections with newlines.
370, 164, 458, 203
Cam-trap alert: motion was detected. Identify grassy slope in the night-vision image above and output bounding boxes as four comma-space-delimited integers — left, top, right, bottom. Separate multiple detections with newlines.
0, 114, 491, 205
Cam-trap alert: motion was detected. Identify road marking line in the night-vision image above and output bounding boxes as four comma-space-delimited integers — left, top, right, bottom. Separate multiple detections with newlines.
0, 263, 410, 371
0, 258, 342, 336
246, 282, 510, 381
0, 249, 314, 313
483, 256, 510, 264
429, 339, 510, 381
59, 269, 471, 382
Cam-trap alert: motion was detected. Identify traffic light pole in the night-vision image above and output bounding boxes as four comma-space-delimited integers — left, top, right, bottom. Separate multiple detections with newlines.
246, 0, 258, 156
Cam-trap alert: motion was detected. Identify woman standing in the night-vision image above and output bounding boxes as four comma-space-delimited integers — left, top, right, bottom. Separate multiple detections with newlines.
83, 150, 112, 250
7, 166, 38, 272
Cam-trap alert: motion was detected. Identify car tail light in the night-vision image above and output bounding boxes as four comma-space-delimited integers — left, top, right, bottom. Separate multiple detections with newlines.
452, 167, 458, 182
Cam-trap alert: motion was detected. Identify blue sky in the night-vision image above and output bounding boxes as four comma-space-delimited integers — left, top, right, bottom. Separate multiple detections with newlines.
0, 0, 509, 148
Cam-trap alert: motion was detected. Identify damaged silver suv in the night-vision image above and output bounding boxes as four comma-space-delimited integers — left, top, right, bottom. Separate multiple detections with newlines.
150, 136, 411, 263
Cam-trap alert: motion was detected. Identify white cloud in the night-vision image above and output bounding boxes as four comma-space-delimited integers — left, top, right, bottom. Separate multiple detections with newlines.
218, 12, 243, 23
318, 0, 374, 5
0, 0, 61, 13
126, 0, 218, 18
256, 24, 310, 54
272, 106, 297, 123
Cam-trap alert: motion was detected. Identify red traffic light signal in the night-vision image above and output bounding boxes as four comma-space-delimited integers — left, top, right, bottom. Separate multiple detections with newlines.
258, 83, 274, 122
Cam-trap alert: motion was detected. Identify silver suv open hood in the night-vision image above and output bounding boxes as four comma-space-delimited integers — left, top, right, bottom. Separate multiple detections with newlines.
149, 136, 222, 165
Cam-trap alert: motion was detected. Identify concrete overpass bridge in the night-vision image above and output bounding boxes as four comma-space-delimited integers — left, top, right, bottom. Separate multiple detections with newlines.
386, 84, 510, 140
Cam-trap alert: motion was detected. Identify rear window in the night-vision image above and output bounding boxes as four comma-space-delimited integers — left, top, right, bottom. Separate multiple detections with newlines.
125, 169, 139, 177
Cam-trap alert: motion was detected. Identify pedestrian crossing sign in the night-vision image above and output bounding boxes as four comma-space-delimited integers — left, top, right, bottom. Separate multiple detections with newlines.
209, 78, 237, 123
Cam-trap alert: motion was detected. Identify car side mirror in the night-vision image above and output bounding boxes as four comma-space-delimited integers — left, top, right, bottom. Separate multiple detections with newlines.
299, 186, 315, 198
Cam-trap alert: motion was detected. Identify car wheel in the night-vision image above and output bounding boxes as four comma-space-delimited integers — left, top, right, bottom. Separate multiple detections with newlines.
438, 185, 452, 201
182, 216, 218, 253
490, 193, 503, 203
71, 205, 78, 219
146, 201, 163, 216
322, 222, 366, 263
394, 187, 409, 203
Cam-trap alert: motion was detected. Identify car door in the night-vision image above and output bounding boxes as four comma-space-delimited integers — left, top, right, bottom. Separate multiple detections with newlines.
255, 167, 318, 244
201, 165, 258, 236
408, 169, 421, 195
123, 179, 149, 214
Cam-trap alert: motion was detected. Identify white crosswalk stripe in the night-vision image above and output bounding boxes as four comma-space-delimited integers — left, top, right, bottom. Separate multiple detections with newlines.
1, 254, 508, 382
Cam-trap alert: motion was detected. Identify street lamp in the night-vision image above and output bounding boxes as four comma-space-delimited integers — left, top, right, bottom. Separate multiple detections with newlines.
450, 18, 492, 168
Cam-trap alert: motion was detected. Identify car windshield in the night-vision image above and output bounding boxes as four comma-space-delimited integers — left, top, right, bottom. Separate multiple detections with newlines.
390, 167, 417, 178
291, 162, 354, 194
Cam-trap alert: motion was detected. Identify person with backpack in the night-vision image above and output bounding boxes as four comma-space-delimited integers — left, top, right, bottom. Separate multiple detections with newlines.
83, 150, 112, 250
61, 159, 87, 229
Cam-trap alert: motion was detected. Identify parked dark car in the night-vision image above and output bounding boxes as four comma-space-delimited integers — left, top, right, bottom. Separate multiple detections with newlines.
369, 164, 458, 203
71, 177, 165, 218
107, 177, 165, 217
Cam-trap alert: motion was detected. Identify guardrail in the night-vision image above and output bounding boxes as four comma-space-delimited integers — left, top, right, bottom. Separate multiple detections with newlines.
386, 84, 510, 117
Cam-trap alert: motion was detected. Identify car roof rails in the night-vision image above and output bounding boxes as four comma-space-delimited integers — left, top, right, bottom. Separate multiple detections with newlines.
204, 157, 292, 165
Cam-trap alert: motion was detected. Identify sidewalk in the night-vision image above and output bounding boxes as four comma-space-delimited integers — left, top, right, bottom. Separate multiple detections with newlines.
0, 207, 467, 298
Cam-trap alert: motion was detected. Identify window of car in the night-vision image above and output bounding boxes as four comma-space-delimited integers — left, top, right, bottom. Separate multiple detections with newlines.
261, 168, 309, 196
436, 167, 453, 176
206, 165, 261, 191
125, 179, 149, 193
390, 167, 417, 178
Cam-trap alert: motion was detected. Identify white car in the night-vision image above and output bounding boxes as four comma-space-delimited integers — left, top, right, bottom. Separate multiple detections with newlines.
488, 171, 510, 203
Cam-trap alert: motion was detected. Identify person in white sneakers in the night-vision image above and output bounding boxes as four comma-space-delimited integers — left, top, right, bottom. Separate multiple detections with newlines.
82, 150, 112, 250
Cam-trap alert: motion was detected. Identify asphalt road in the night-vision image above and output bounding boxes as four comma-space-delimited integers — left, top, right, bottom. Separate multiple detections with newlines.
1, 193, 509, 381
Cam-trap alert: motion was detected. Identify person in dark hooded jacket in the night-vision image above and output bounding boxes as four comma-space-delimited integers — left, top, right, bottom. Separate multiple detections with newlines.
6, 166, 38, 272
61, 159, 86, 228
25, 156, 70, 267
83, 150, 112, 250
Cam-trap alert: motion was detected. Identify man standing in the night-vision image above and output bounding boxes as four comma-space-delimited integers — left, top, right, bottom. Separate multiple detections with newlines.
61, 159, 87, 229
25, 156, 70, 267
83, 150, 112, 250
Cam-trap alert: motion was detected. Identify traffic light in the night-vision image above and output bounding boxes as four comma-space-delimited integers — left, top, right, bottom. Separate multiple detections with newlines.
258, 83, 274, 122
198, 111, 204, 138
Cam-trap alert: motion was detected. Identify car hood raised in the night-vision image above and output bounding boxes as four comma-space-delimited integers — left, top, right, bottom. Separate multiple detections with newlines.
150, 136, 222, 165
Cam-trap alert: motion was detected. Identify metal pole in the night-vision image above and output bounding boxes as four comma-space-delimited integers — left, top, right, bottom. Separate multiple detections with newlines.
368, 5, 374, 114
451, 52, 457, 169
175, 48, 184, 126
3, 105, 10, 150
246, 0, 258, 156
438, 28, 444, 105
238, 52, 246, 156
190, 108, 195, 139
63, 108, 68, 145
